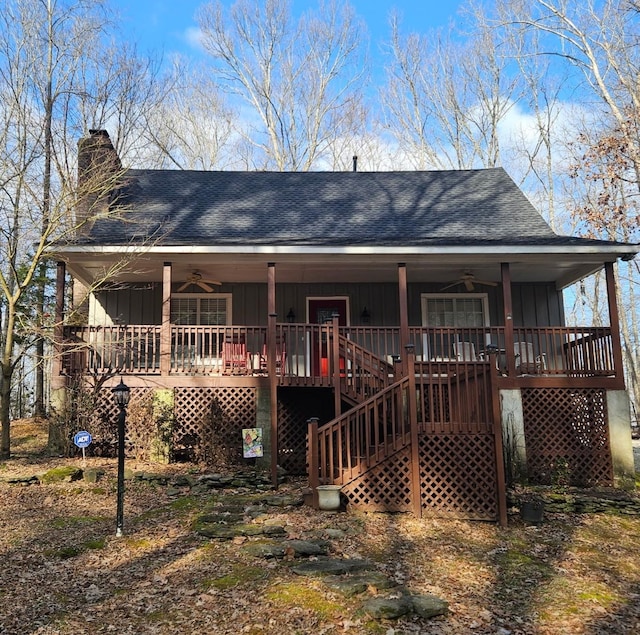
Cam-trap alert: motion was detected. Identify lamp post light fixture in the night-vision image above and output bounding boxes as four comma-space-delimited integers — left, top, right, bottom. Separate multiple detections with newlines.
111, 378, 130, 537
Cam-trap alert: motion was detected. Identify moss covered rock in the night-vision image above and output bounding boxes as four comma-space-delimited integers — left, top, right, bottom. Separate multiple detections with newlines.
39, 466, 83, 484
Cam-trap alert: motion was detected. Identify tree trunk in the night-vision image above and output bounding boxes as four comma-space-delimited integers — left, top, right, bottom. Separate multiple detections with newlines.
0, 367, 12, 458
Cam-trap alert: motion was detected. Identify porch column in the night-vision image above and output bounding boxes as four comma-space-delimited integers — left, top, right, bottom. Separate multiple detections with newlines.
332, 313, 341, 415
160, 262, 172, 376
501, 262, 516, 376
398, 263, 409, 373
267, 263, 278, 487
406, 344, 421, 517
605, 261, 625, 388
51, 261, 66, 391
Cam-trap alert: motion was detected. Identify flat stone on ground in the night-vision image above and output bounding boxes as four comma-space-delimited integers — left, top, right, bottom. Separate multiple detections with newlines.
324, 571, 397, 597
411, 593, 449, 619
363, 594, 414, 619
292, 558, 374, 577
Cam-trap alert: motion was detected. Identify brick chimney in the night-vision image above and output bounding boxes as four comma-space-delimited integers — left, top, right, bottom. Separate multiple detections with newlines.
76, 129, 122, 227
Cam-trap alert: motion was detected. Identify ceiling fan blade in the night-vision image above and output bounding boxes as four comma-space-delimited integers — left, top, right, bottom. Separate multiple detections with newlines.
440, 281, 460, 291
197, 280, 214, 292
475, 279, 498, 287
200, 279, 222, 286
177, 281, 191, 292
464, 279, 474, 291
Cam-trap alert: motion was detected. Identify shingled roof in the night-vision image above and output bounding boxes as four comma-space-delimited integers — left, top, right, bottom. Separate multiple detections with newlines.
81, 167, 602, 248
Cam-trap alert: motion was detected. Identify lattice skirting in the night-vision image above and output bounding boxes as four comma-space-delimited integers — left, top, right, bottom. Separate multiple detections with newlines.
419, 433, 498, 520
341, 447, 414, 512
340, 434, 499, 520
83, 386, 257, 464
278, 388, 335, 475
174, 387, 256, 464
82, 385, 335, 470
522, 387, 613, 487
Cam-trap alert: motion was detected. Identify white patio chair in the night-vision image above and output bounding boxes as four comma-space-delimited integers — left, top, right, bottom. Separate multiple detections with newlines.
453, 341, 478, 362
514, 341, 546, 374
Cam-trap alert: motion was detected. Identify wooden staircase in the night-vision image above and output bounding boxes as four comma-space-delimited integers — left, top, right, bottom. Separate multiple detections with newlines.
308, 334, 418, 511
307, 338, 508, 522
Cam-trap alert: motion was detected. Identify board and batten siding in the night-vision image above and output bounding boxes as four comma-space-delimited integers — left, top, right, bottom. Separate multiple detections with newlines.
89, 281, 565, 328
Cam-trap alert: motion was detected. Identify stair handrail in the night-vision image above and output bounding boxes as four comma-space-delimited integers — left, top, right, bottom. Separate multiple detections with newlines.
336, 333, 397, 404
308, 376, 411, 490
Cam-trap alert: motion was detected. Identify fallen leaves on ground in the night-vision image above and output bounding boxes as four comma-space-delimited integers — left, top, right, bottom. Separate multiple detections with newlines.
1, 420, 640, 634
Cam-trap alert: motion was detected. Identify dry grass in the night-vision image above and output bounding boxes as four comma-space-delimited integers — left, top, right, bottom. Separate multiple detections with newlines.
1, 419, 639, 634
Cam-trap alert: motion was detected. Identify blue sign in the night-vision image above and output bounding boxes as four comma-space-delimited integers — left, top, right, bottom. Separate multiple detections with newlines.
73, 431, 92, 449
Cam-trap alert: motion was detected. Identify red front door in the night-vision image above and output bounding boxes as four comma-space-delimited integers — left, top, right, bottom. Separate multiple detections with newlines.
308, 298, 348, 376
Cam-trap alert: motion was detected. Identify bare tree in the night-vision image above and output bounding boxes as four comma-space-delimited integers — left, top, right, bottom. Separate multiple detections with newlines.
197, 0, 368, 171
0, 0, 163, 457
381, 11, 521, 170
500, 0, 640, 415
139, 59, 239, 170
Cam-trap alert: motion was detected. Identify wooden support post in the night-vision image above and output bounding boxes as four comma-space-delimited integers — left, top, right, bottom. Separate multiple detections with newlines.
52, 261, 66, 385
398, 264, 409, 376
160, 262, 172, 376
332, 313, 341, 416
307, 417, 320, 509
605, 261, 625, 388
501, 262, 516, 376
268, 263, 278, 487
406, 344, 422, 517
490, 367, 508, 527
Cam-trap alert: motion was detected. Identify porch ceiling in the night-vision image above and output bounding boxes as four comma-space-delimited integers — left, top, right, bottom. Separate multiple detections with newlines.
61, 247, 625, 289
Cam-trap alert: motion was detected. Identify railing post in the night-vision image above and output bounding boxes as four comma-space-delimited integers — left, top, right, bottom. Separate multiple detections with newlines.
307, 417, 320, 509
406, 344, 421, 517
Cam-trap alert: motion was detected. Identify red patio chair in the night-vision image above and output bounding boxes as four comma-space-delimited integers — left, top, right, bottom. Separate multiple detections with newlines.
222, 333, 249, 374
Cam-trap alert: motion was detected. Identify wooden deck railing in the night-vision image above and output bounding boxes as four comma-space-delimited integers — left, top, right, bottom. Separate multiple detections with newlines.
414, 360, 494, 433
308, 376, 412, 487
61, 324, 617, 380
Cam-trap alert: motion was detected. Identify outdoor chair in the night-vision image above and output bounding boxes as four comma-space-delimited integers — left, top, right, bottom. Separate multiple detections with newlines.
453, 341, 478, 362
260, 333, 287, 375
222, 333, 250, 374
514, 341, 546, 374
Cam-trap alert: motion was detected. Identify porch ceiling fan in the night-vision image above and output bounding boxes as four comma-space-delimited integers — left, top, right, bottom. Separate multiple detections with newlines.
441, 271, 498, 292
177, 271, 222, 293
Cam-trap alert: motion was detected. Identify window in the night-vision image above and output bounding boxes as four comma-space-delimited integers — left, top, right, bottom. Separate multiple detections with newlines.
420, 294, 490, 360
170, 294, 232, 364
421, 294, 489, 328
171, 294, 231, 325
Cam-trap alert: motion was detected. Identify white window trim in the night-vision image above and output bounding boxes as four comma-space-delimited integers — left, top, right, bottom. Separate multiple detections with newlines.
419, 293, 490, 361
420, 293, 490, 327
171, 293, 233, 325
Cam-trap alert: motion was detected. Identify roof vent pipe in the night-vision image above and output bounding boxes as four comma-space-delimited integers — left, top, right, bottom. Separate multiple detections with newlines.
352, 155, 358, 172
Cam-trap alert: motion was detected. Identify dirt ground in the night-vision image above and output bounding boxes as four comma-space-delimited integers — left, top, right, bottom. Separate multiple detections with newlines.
1, 419, 640, 635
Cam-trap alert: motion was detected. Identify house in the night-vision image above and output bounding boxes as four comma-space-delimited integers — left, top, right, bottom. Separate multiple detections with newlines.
50, 130, 638, 524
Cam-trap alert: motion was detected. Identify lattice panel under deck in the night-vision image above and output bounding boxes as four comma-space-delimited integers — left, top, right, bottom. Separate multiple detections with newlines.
277, 399, 307, 475
341, 447, 413, 512
278, 388, 335, 475
174, 387, 256, 465
419, 434, 498, 520
87, 388, 154, 457
522, 388, 613, 487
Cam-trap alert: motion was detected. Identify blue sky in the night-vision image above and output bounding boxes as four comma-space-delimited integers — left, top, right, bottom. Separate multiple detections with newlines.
111, 0, 466, 58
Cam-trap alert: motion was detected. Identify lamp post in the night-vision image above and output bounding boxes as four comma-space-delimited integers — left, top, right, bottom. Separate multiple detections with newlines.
111, 378, 130, 537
